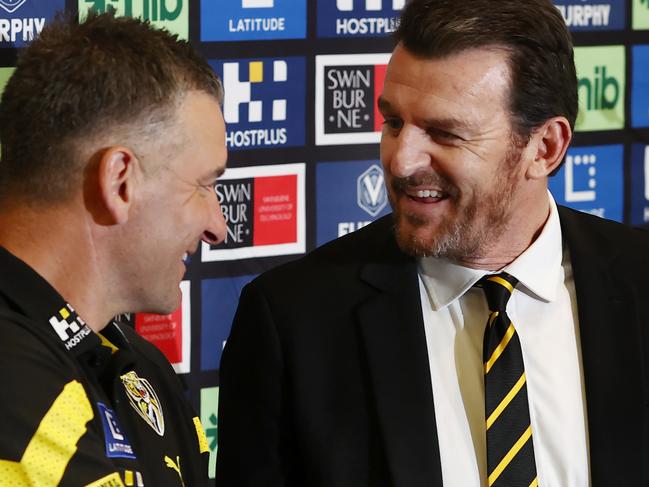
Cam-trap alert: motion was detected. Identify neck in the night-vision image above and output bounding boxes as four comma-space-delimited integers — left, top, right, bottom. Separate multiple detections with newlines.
456, 190, 551, 271
0, 200, 114, 332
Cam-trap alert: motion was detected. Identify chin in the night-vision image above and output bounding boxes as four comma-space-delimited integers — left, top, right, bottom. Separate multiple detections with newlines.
142, 291, 181, 316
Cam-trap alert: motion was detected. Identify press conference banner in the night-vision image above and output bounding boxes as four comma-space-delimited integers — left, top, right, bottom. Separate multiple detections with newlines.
1, 0, 648, 483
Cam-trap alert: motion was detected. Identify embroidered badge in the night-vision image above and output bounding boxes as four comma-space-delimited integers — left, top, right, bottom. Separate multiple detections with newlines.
120, 371, 165, 436
97, 402, 136, 459
48, 303, 92, 352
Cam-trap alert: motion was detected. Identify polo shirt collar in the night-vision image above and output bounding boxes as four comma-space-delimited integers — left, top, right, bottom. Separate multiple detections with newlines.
0, 246, 102, 356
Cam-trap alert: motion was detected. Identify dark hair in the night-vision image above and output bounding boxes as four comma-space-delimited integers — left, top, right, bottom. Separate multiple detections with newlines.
0, 11, 223, 203
395, 0, 577, 146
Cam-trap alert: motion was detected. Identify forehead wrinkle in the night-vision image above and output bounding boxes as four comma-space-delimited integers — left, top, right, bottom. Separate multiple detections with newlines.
385, 45, 512, 116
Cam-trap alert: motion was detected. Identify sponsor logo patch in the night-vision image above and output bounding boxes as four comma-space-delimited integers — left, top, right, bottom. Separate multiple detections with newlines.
97, 402, 136, 460
201, 163, 306, 261
316, 53, 390, 145
201, 0, 306, 41
548, 145, 624, 221
120, 371, 165, 436
317, 0, 404, 38
211, 57, 306, 151
316, 160, 390, 245
48, 304, 93, 352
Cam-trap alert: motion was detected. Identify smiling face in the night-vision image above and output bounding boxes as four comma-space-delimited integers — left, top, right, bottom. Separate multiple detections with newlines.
125, 90, 227, 314
379, 45, 528, 261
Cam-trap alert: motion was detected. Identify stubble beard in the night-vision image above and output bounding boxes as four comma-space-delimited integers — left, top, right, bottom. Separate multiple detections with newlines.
390, 147, 522, 262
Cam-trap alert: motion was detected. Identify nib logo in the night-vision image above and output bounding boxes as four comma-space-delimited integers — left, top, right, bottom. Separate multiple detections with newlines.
0, 0, 26, 13
79, 0, 188, 38
82, 0, 183, 20
223, 60, 287, 124
336, 0, 404, 11
579, 65, 619, 111
574, 46, 625, 131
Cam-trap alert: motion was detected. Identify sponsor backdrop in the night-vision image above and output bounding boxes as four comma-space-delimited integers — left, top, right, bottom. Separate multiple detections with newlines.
1, 0, 648, 483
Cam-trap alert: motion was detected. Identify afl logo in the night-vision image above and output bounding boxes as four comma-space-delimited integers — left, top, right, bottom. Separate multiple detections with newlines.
0, 0, 27, 13
120, 371, 165, 436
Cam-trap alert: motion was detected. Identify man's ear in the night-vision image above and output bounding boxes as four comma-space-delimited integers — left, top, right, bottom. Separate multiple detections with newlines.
525, 117, 572, 180
97, 146, 139, 225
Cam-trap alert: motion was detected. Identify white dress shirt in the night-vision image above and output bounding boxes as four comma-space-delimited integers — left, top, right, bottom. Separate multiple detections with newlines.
418, 194, 590, 487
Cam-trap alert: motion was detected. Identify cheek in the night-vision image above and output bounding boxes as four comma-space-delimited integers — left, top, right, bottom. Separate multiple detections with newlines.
192, 197, 217, 227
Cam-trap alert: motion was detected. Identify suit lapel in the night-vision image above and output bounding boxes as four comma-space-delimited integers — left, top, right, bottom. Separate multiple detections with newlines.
356, 236, 443, 487
559, 207, 645, 486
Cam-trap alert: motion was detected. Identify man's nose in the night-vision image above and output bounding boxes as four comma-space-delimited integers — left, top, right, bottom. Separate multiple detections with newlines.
202, 195, 227, 246
386, 125, 432, 179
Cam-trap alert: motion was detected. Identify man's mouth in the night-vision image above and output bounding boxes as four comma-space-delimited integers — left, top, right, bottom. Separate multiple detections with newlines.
413, 189, 444, 198
403, 187, 447, 202
392, 173, 456, 204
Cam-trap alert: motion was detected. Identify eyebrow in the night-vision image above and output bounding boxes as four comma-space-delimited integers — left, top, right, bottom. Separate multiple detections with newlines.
377, 96, 474, 133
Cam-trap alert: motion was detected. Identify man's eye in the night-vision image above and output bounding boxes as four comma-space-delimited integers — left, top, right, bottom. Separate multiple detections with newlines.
382, 118, 403, 130
428, 128, 460, 142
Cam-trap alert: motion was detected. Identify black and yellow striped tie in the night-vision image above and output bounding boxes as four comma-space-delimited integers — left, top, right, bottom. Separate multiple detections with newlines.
479, 273, 537, 487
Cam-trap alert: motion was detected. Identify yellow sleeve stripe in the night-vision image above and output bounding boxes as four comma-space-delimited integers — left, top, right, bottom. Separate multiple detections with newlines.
0, 380, 94, 486
85, 472, 125, 487
193, 416, 210, 454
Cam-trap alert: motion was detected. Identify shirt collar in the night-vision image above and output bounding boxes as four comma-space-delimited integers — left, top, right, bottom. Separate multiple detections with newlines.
503, 192, 563, 303
418, 255, 485, 311
418, 192, 563, 309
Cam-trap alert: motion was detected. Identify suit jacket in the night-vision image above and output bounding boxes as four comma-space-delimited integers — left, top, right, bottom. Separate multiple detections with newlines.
216, 206, 649, 487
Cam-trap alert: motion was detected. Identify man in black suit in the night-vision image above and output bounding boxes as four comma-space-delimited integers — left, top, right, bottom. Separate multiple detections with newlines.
216, 1, 649, 486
